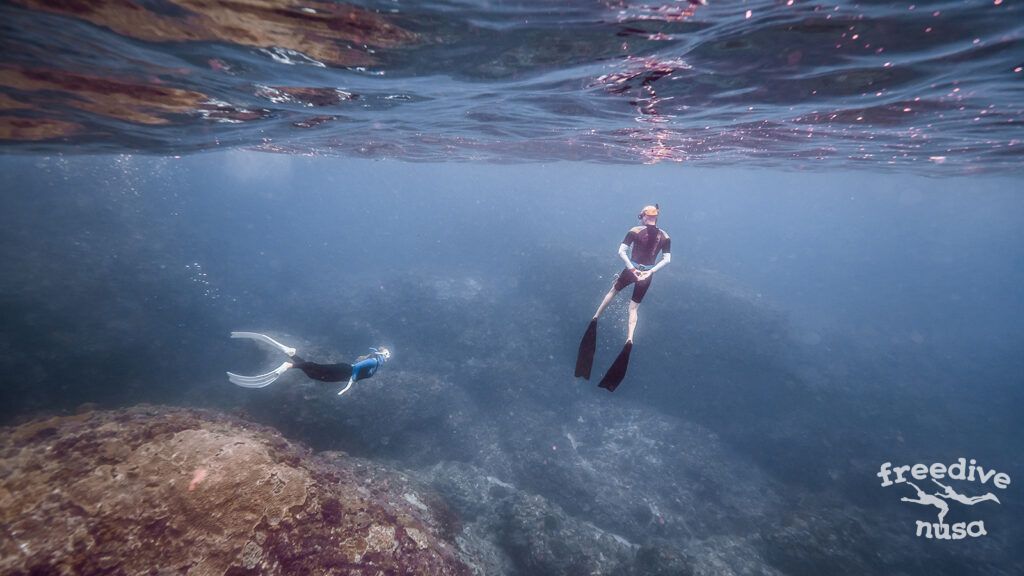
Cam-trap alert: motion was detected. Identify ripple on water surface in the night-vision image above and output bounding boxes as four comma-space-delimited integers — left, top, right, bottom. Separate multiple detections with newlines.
0, 0, 1021, 171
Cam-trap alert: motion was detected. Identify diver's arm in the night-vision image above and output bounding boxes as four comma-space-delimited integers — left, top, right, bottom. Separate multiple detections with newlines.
646, 252, 672, 274
617, 243, 635, 270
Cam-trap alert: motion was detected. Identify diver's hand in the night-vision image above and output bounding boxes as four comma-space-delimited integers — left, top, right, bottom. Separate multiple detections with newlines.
636, 270, 651, 281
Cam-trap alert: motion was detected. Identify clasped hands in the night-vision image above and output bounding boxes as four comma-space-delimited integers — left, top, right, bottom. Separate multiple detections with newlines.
631, 268, 652, 281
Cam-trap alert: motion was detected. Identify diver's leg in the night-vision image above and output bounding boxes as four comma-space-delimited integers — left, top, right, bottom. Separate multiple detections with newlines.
626, 276, 651, 343
595, 269, 633, 319
292, 359, 354, 383
594, 287, 619, 320
627, 301, 640, 343
581, 273, 627, 378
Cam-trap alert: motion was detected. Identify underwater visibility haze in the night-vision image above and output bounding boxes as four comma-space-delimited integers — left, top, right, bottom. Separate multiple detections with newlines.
1, 1, 1023, 575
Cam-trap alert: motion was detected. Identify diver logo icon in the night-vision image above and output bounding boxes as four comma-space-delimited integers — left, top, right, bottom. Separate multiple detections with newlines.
878, 458, 1010, 540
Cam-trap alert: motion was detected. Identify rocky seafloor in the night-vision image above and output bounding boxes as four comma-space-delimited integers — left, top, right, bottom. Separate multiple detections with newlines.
0, 401, 789, 576
0, 405, 468, 575
5, 395, 1015, 576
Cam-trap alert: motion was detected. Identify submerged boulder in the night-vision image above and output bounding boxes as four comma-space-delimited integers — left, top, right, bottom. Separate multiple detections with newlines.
0, 405, 469, 575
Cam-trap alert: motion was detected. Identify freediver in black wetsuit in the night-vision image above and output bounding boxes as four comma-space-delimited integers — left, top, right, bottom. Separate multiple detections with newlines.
575, 204, 672, 391
226, 332, 391, 396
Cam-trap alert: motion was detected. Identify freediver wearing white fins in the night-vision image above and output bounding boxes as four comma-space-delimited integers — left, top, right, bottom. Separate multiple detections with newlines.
227, 331, 391, 396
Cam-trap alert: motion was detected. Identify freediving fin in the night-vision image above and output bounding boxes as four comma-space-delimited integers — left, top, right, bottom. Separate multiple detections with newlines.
598, 341, 632, 392
227, 361, 294, 388
227, 331, 297, 389
230, 332, 297, 357
575, 319, 598, 380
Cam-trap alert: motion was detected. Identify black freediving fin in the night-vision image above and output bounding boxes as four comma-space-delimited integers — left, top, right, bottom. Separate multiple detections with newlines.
598, 341, 632, 392
575, 319, 598, 379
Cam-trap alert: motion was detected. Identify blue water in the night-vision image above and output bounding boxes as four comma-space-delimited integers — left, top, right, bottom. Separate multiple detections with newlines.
1, 2, 1023, 575
2, 0, 1023, 170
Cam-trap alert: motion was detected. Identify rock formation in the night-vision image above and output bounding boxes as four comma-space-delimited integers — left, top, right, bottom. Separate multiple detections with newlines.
0, 405, 468, 575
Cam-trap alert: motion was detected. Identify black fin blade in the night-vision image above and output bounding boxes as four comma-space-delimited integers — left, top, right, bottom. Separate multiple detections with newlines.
598, 341, 632, 392
574, 320, 598, 380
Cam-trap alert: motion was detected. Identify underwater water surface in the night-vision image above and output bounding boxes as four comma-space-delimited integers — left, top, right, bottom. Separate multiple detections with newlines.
2, 0, 1023, 169
1, 1, 1023, 575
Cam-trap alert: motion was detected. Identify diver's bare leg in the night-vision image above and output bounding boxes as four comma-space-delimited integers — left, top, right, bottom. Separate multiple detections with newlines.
626, 300, 640, 343
594, 287, 619, 320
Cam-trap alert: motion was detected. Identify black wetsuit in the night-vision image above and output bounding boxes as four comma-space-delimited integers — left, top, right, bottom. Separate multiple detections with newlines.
290, 355, 381, 383
613, 224, 671, 303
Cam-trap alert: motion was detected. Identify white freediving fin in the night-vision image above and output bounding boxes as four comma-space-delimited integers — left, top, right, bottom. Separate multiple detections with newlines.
230, 331, 297, 357
227, 361, 294, 388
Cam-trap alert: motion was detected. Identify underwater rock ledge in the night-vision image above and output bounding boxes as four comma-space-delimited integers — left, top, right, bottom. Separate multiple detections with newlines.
0, 404, 469, 576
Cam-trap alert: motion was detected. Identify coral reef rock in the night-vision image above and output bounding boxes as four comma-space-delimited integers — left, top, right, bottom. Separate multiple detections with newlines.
0, 405, 469, 576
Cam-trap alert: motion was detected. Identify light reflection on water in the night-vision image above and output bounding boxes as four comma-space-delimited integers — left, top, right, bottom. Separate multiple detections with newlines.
0, 0, 1021, 171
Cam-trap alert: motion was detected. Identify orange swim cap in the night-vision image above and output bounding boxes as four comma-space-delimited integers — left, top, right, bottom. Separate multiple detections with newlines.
639, 204, 659, 217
